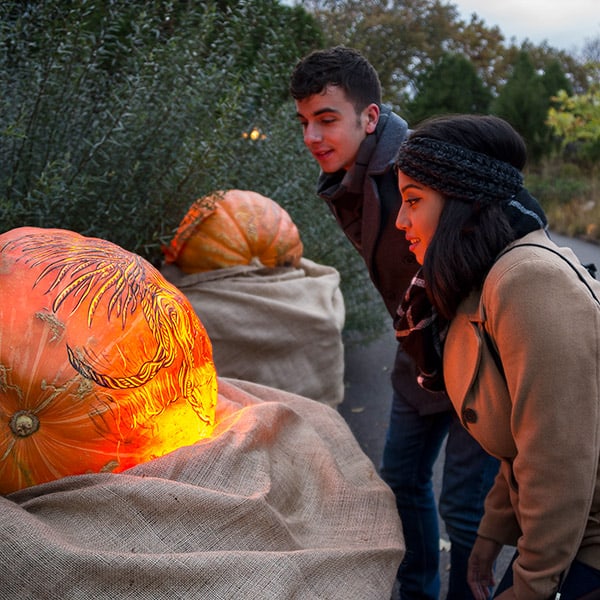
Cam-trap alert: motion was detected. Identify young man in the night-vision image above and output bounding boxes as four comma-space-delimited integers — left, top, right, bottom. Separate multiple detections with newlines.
290, 46, 500, 600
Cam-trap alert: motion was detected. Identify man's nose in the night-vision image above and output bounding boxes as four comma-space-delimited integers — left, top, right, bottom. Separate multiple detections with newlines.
304, 123, 322, 144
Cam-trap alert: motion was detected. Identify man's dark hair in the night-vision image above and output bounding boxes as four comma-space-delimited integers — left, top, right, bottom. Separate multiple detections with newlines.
290, 46, 382, 112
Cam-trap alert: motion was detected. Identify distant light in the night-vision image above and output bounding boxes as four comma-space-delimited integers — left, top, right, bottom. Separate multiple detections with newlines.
242, 127, 267, 141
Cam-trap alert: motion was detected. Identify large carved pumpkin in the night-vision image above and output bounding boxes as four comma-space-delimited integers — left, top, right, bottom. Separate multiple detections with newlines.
0, 227, 217, 494
162, 189, 303, 273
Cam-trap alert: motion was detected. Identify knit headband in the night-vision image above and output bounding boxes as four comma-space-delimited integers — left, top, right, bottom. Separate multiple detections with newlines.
394, 137, 524, 205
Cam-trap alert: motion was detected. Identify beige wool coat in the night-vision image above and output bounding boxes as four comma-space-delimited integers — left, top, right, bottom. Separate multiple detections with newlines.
444, 229, 600, 599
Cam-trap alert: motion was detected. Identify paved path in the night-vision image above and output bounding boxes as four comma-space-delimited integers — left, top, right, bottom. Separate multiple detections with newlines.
338, 232, 600, 597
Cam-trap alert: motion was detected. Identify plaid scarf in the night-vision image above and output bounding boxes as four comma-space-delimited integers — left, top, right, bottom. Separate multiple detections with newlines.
394, 271, 448, 392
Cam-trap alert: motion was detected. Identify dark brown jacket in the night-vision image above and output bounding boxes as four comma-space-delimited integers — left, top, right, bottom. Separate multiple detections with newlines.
317, 106, 450, 414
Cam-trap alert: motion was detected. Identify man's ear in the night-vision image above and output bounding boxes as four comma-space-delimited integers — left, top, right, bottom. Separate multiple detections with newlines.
365, 103, 380, 134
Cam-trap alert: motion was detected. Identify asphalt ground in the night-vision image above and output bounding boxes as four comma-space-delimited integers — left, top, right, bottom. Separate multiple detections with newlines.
337, 232, 600, 598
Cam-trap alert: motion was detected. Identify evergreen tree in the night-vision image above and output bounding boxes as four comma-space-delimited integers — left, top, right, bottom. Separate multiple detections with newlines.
540, 59, 575, 155
405, 53, 492, 124
541, 59, 574, 101
492, 51, 549, 163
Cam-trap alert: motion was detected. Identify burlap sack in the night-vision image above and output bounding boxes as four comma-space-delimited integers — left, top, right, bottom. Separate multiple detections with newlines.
161, 258, 345, 408
1, 378, 404, 599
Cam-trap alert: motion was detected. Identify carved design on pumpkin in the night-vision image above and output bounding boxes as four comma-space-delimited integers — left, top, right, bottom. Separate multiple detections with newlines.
4, 231, 213, 418
0, 227, 218, 493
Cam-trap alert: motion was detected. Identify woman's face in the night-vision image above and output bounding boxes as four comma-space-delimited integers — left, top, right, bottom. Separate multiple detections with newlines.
396, 171, 445, 265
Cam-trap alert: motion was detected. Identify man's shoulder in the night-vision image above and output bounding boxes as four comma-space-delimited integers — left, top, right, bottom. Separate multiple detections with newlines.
370, 107, 408, 172
380, 105, 408, 131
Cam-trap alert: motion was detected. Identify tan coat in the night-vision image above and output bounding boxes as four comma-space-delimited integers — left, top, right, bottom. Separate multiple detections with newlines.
444, 229, 600, 599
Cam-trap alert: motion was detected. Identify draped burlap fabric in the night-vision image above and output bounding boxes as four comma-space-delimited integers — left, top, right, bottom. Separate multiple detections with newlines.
1, 378, 404, 599
160, 258, 345, 408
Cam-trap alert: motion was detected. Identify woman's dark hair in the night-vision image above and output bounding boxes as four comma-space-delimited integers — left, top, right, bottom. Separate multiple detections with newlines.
289, 46, 382, 112
400, 114, 528, 319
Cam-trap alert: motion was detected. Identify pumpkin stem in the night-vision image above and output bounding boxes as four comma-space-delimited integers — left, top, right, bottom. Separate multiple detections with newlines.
10, 411, 40, 438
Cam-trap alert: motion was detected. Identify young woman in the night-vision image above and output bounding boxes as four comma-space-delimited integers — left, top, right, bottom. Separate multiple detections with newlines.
393, 114, 600, 599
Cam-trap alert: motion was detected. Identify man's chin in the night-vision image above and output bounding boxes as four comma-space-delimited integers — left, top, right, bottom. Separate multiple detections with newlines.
320, 161, 345, 174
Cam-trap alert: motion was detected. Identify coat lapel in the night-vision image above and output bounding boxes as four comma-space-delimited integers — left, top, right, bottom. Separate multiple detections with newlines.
444, 291, 484, 410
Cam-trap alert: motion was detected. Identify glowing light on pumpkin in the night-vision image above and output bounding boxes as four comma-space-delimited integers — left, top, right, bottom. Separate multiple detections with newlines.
0, 227, 218, 495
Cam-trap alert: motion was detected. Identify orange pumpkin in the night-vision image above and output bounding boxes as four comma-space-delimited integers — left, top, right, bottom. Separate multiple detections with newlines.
162, 189, 303, 273
0, 227, 218, 494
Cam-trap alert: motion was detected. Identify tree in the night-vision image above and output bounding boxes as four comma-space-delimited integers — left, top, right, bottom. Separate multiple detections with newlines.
542, 59, 573, 100
581, 33, 600, 90
448, 13, 508, 96
298, 0, 460, 109
536, 58, 574, 154
0, 0, 391, 339
0, 0, 322, 258
492, 51, 552, 163
405, 53, 491, 124
547, 87, 600, 169
297, 0, 591, 112
491, 50, 577, 163
545, 33, 600, 167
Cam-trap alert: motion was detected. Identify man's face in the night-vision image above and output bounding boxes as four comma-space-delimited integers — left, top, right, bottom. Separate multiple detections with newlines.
295, 84, 379, 173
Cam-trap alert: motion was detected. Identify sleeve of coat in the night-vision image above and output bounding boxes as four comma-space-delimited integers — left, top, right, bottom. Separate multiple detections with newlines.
481, 250, 600, 600
478, 464, 521, 546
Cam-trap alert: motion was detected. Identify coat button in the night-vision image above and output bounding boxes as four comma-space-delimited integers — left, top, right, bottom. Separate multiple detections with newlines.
462, 408, 478, 424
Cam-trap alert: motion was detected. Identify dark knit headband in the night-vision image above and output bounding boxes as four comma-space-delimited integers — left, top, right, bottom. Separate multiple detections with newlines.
395, 137, 524, 204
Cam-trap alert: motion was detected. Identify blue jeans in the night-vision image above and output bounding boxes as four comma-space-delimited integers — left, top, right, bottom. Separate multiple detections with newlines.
380, 390, 499, 600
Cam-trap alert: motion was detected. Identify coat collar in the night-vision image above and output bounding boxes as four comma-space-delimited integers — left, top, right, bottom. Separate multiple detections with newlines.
443, 290, 484, 405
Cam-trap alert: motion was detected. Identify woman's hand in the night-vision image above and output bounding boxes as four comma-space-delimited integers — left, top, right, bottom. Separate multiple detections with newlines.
468, 535, 502, 599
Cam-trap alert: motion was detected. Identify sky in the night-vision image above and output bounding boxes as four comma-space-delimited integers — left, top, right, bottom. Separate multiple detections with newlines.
453, 0, 600, 53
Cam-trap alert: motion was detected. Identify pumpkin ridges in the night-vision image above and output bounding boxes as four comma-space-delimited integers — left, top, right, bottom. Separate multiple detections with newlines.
205, 203, 249, 246
5, 437, 55, 491
217, 191, 258, 247
8, 430, 109, 491
165, 189, 303, 273
182, 226, 250, 264
162, 192, 222, 263
238, 196, 277, 256
2, 404, 118, 491
258, 205, 302, 264
178, 201, 254, 269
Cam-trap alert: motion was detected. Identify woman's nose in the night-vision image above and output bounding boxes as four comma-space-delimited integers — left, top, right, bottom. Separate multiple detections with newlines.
395, 204, 408, 231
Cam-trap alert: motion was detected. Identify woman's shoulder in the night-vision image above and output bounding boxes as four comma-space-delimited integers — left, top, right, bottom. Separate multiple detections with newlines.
484, 229, 600, 308
490, 230, 575, 278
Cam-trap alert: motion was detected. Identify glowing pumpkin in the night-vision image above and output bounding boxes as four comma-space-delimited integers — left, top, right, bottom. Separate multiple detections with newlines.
0, 227, 217, 494
162, 189, 303, 273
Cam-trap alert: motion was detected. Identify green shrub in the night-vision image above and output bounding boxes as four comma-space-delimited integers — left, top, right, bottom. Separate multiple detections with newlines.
0, 0, 387, 339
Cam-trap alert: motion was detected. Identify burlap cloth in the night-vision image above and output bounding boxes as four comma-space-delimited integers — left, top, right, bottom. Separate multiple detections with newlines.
160, 258, 345, 408
1, 378, 404, 599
